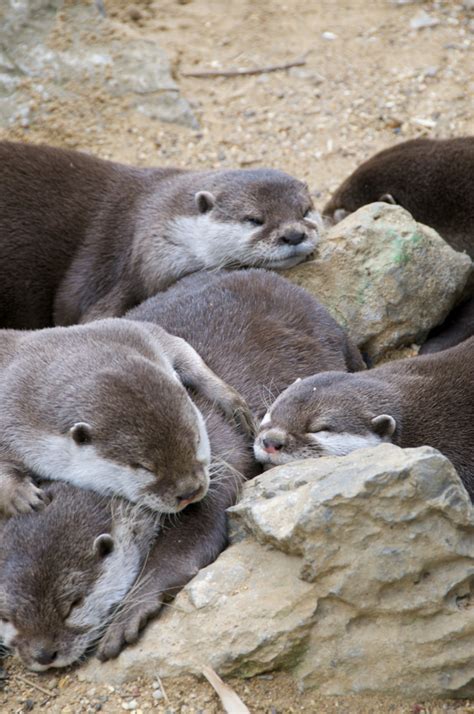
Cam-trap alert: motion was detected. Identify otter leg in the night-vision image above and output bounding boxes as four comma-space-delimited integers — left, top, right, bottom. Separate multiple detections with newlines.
96, 483, 234, 661
150, 328, 256, 437
0, 463, 47, 516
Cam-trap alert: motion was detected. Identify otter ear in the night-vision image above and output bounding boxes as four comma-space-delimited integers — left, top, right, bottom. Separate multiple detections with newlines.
371, 414, 396, 438
195, 191, 216, 213
69, 422, 93, 445
379, 193, 397, 205
93, 534, 114, 558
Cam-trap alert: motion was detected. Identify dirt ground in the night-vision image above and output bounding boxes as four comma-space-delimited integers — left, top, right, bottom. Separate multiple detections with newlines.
1, 0, 474, 711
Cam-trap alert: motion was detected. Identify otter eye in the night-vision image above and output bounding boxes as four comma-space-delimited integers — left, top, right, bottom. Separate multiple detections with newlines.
66, 597, 84, 618
244, 216, 264, 227
131, 462, 153, 473
310, 425, 332, 433
303, 208, 313, 218
0, 617, 10, 624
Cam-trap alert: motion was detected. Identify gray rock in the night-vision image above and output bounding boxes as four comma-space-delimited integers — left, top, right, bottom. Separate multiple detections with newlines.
82, 445, 474, 698
283, 203, 472, 359
0, 0, 196, 129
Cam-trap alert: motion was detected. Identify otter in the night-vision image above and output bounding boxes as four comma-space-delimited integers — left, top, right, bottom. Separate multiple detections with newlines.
96, 268, 364, 659
418, 298, 474, 354
323, 137, 474, 352
0, 318, 252, 516
323, 137, 474, 257
0, 141, 321, 329
0, 482, 159, 671
0, 270, 364, 668
254, 337, 474, 498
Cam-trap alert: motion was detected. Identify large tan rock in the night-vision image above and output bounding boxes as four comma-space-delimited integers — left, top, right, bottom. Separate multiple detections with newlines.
82, 445, 474, 698
284, 203, 472, 359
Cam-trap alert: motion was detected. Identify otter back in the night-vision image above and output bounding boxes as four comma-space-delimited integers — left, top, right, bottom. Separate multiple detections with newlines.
127, 268, 365, 417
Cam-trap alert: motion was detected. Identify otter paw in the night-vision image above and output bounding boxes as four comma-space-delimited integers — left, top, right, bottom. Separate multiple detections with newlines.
97, 601, 163, 661
0, 469, 47, 516
222, 389, 257, 438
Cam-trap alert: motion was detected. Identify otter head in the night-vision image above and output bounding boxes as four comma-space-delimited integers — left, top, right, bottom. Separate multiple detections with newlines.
322, 150, 407, 225
171, 169, 322, 270
253, 373, 398, 466
41, 357, 211, 513
0, 484, 156, 670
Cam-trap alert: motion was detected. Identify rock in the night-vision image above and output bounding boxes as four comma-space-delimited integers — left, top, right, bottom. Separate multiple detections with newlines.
0, 0, 197, 129
283, 203, 472, 358
81, 445, 474, 699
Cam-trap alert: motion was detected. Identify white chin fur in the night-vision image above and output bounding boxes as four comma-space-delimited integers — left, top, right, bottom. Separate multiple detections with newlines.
15, 436, 156, 502
308, 430, 384, 457
0, 620, 18, 648
167, 214, 317, 269
191, 401, 211, 468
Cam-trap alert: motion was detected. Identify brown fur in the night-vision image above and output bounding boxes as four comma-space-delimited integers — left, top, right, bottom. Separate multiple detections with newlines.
0, 269, 364, 666
256, 337, 474, 498
0, 141, 319, 329
0, 318, 252, 516
96, 268, 364, 658
323, 137, 474, 256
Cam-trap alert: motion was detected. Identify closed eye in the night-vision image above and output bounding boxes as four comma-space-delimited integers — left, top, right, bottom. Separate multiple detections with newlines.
131, 462, 154, 473
244, 216, 264, 227
65, 596, 84, 619
303, 208, 313, 218
308, 425, 332, 433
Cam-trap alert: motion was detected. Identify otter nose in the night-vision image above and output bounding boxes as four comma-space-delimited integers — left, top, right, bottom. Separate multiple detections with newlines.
279, 230, 306, 246
176, 487, 203, 507
35, 648, 58, 666
262, 436, 285, 454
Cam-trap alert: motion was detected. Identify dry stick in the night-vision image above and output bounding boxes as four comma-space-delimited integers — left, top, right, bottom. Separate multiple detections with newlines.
181, 57, 306, 78
14, 674, 58, 698
155, 673, 169, 704
201, 665, 250, 714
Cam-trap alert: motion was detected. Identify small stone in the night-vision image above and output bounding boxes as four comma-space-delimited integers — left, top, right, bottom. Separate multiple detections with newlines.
322, 31, 337, 40
127, 6, 142, 22
122, 701, 138, 711
152, 689, 163, 700
410, 10, 440, 30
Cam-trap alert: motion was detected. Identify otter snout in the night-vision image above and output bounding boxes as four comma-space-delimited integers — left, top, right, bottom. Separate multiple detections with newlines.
254, 428, 289, 465
278, 230, 307, 246
33, 645, 58, 668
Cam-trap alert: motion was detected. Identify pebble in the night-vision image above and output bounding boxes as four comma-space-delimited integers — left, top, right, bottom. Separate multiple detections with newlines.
410, 10, 440, 30
152, 688, 164, 700
122, 700, 138, 710
322, 31, 337, 40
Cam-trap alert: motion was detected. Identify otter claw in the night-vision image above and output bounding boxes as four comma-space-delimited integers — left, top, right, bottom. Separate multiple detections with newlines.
11, 481, 46, 515
221, 391, 256, 438
97, 601, 163, 661
0, 467, 47, 517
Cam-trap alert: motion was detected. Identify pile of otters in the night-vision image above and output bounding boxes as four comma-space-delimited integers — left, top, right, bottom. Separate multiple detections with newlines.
0, 137, 473, 672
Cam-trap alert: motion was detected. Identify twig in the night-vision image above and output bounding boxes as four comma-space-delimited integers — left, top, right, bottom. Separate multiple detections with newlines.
202, 665, 250, 714
182, 57, 306, 78
155, 673, 169, 704
14, 674, 57, 698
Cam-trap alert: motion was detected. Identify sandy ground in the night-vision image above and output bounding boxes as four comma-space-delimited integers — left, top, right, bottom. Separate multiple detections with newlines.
1, 0, 474, 711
